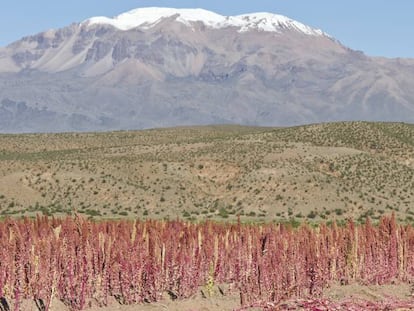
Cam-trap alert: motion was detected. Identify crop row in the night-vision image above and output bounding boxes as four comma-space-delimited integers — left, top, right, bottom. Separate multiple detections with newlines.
0, 215, 413, 310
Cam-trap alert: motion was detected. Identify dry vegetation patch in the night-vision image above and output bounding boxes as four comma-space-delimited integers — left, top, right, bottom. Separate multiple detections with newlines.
0, 122, 413, 223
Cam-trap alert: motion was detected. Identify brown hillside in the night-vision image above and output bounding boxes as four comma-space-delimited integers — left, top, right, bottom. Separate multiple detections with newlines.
0, 122, 413, 223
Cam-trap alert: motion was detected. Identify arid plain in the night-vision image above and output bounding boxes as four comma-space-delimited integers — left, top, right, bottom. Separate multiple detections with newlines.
0, 121, 413, 224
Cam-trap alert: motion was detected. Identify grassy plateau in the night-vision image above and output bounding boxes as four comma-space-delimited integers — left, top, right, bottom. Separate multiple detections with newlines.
0, 122, 413, 224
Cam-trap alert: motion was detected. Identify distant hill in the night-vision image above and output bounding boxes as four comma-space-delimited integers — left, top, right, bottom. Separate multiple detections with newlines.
0, 122, 413, 222
1, 8, 414, 132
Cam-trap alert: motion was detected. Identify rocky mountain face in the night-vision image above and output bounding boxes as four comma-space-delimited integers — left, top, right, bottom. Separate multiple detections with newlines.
0, 7, 414, 133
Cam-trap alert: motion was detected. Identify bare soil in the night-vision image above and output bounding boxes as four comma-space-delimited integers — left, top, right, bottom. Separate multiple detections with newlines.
4, 283, 413, 311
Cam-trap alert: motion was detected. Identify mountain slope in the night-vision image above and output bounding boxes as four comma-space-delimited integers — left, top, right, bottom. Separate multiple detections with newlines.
0, 8, 414, 132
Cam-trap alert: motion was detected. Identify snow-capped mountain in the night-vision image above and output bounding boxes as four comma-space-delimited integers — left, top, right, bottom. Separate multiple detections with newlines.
0, 7, 413, 133
84, 7, 326, 36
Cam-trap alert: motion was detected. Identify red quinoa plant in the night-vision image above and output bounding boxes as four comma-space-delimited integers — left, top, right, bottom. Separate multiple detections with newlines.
0, 214, 413, 310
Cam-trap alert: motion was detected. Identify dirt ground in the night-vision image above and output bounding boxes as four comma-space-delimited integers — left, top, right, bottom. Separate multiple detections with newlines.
3, 283, 413, 311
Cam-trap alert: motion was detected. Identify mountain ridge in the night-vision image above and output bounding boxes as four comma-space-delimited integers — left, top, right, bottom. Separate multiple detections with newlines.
0, 7, 413, 133
83, 7, 327, 37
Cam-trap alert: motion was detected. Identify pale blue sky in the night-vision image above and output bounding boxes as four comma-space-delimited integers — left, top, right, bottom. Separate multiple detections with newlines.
1, 1, 413, 58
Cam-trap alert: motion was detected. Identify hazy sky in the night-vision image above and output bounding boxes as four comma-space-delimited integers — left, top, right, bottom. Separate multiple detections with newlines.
1, 1, 413, 58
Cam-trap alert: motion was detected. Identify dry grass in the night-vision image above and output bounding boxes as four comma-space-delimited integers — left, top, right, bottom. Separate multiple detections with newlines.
0, 122, 413, 223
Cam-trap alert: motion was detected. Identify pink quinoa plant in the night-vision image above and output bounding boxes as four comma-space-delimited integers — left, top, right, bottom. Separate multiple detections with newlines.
0, 214, 412, 310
